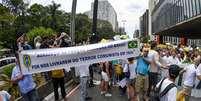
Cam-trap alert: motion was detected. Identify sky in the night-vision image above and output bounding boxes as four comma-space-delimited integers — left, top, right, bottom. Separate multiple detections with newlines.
3, 0, 149, 37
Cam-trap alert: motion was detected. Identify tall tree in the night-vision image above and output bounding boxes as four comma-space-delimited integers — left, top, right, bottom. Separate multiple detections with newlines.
48, 1, 61, 30
0, 4, 16, 48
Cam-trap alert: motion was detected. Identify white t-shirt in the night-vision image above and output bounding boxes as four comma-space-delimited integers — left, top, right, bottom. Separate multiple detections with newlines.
124, 62, 137, 79
156, 79, 177, 101
183, 64, 196, 87
160, 56, 170, 78
161, 56, 170, 65
35, 42, 41, 49
196, 64, 201, 76
77, 65, 90, 77
168, 56, 181, 65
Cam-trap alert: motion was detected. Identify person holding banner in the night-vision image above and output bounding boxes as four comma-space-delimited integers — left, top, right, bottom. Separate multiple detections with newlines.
11, 53, 39, 101
77, 65, 92, 101
51, 69, 67, 101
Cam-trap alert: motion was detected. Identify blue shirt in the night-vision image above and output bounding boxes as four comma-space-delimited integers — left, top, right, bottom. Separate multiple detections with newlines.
11, 65, 36, 94
136, 57, 149, 75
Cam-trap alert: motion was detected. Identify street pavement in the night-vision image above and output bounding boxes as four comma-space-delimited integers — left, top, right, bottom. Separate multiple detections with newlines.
67, 84, 201, 101
68, 85, 128, 101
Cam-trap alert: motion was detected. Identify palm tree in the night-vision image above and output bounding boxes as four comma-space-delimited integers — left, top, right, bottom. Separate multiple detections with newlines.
49, 1, 61, 30
0, 64, 20, 99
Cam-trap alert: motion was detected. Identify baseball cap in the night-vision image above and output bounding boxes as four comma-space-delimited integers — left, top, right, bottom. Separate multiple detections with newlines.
61, 32, 67, 37
169, 65, 181, 78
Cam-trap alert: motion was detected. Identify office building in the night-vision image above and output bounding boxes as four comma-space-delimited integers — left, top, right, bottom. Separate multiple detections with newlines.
85, 0, 118, 32
140, 10, 149, 37
150, 0, 201, 47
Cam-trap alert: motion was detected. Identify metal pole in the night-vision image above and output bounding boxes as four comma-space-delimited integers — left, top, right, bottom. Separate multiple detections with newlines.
71, 0, 77, 44
91, 0, 99, 43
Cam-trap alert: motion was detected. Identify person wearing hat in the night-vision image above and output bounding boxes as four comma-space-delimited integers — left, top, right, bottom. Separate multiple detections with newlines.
156, 65, 180, 101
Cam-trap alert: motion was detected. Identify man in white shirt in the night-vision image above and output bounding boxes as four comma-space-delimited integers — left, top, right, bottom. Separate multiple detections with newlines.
156, 65, 180, 101
168, 50, 181, 65
77, 65, 92, 101
177, 57, 200, 101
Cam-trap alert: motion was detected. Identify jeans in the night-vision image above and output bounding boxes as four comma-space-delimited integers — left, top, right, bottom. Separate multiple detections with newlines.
89, 65, 94, 85
52, 77, 66, 100
80, 76, 89, 101
21, 89, 40, 101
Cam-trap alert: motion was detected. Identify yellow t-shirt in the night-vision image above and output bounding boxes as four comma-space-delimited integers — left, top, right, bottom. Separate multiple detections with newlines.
115, 64, 123, 75
51, 69, 65, 78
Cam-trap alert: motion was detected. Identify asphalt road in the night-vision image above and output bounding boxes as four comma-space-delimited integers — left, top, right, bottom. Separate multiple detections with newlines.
67, 85, 201, 101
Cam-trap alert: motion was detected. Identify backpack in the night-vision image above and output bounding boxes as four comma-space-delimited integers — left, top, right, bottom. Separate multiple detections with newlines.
150, 78, 177, 101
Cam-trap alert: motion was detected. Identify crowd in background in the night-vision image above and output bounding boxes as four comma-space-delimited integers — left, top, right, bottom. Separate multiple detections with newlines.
95, 41, 201, 101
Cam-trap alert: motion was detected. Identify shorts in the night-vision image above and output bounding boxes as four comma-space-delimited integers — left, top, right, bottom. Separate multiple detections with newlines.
101, 71, 109, 82
182, 85, 193, 95
135, 74, 149, 93
127, 78, 136, 86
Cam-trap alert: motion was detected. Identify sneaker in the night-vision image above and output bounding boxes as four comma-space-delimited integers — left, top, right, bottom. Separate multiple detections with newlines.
105, 93, 112, 97
101, 91, 106, 95
85, 97, 92, 100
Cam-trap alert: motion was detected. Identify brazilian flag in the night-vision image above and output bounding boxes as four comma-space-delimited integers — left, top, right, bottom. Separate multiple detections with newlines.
128, 41, 138, 48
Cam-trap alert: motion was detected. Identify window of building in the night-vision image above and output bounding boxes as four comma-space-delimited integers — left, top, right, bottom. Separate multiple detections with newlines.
188, 0, 193, 18
192, 0, 197, 16
178, 0, 181, 22
180, 0, 185, 21
195, 0, 201, 15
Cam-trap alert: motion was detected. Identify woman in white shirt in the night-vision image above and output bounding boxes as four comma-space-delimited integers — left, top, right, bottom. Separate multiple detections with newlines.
124, 57, 137, 100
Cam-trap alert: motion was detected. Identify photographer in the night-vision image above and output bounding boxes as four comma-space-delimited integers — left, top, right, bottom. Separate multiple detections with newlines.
57, 32, 71, 47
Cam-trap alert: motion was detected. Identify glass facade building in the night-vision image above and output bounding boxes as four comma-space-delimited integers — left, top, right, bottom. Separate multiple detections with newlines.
152, 0, 201, 34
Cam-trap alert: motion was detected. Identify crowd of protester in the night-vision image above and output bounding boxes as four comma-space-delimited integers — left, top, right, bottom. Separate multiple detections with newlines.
96, 41, 201, 101
1, 33, 201, 101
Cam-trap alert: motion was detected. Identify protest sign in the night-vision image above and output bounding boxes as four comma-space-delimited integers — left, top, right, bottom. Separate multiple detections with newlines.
19, 39, 140, 74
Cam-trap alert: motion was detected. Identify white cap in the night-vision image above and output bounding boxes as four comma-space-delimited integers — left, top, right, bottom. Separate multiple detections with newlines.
61, 32, 67, 37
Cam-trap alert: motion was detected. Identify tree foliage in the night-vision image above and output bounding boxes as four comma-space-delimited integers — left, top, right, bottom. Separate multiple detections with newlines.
27, 27, 55, 44
0, 1, 117, 49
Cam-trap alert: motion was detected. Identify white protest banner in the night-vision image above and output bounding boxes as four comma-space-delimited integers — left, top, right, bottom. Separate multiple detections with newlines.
19, 39, 140, 74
